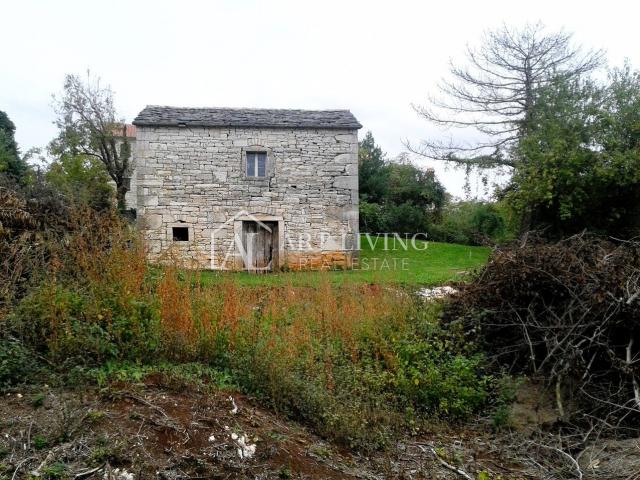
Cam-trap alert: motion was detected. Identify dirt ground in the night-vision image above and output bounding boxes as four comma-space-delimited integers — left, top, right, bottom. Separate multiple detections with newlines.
1, 379, 637, 479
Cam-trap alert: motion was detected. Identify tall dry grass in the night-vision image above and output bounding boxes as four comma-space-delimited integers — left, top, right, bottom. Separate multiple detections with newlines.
7, 214, 489, 450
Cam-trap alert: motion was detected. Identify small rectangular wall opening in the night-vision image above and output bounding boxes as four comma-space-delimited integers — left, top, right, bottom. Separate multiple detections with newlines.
172, 226, 189, 241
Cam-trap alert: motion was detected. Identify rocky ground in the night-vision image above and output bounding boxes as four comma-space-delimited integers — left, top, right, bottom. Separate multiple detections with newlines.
1, 379, 638, 479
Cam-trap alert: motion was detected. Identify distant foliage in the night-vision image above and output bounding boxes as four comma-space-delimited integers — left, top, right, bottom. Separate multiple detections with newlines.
358, 132, 446, 235
410, 24, 640, 239
358, 131, 388, 204
357, 135, 513, 245
0, 110, 31, 184
359, 200, 385, 233
429, 201, 512, 246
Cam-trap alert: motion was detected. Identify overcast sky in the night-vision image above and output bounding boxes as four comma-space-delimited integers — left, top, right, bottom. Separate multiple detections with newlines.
2, 0, 638, 197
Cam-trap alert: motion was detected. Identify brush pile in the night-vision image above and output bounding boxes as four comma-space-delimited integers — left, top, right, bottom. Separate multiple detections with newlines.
447, 232, 640, 435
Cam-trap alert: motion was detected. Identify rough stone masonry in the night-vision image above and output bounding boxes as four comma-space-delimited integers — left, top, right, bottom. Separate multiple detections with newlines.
132, 106, 361, 270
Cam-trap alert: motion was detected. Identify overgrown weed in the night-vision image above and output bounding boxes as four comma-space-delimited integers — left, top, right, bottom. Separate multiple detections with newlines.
4, 213, 492, 450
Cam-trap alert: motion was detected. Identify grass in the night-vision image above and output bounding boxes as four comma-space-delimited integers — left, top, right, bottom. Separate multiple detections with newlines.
200, 236, 491, 287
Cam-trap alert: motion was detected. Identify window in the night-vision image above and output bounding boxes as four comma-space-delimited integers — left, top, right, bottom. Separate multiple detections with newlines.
172, 227, 189, 241
246, 152, 267, 177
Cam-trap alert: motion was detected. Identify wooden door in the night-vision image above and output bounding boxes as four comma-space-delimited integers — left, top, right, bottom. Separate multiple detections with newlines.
242, 221, 277, 272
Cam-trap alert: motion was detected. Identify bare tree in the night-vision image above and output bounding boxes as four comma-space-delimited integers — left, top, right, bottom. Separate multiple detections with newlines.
52, 72, 132, 209
409, 23, 604, 168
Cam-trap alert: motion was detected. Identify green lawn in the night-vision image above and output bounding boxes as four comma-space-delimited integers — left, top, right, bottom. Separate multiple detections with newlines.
199, 236, 490, 287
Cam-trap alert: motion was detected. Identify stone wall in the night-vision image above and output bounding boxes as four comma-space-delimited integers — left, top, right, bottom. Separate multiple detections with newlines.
135, 126, 359, 270
125, 166, 137, 211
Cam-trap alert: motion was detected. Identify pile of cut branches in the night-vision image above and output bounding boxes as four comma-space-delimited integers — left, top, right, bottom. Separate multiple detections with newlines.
447, 232, 640, 436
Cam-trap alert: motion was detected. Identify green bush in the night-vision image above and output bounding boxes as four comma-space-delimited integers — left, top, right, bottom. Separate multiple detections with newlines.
360, 200, 436, 235
89, 361, 234, 390
382, 202, 432, 235
225, 301, 491, 450
0, 335, 42, 388
359, 200, 385, 233
429, 201, 512, 245
10, 281, 160, 365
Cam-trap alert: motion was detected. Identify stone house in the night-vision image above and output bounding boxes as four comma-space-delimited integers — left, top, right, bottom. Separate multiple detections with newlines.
132, 106, 361, 271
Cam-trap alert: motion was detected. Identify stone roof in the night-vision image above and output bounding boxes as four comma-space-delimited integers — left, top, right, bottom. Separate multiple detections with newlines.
133, 106, 362, 130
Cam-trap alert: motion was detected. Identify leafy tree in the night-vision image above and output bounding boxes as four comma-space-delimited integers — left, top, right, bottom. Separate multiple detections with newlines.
409, 23, 640, 239
358, 132, 447, 234
358, 131, 388, 203
51, 72, 133, 209
509, 66, 640, 237
410, 23, 603, 168
0, 112, 19, 156
45, 153, 114, 211
386, 155, 446, 213
0, 111, 30, 183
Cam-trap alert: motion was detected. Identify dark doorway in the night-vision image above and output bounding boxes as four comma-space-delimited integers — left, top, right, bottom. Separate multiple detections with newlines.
241, 221, 278, 272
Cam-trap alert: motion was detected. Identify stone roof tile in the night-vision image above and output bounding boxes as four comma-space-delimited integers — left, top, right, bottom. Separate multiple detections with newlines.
133, 106, 362, 130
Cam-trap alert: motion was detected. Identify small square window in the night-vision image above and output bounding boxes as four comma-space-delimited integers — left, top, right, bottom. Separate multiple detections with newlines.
172, 227, 189, 241
246, 152, 267, 177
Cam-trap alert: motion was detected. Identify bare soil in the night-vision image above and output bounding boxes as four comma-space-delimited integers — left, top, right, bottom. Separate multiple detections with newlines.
0, 380, 528, 480
2, 379, 632, 479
